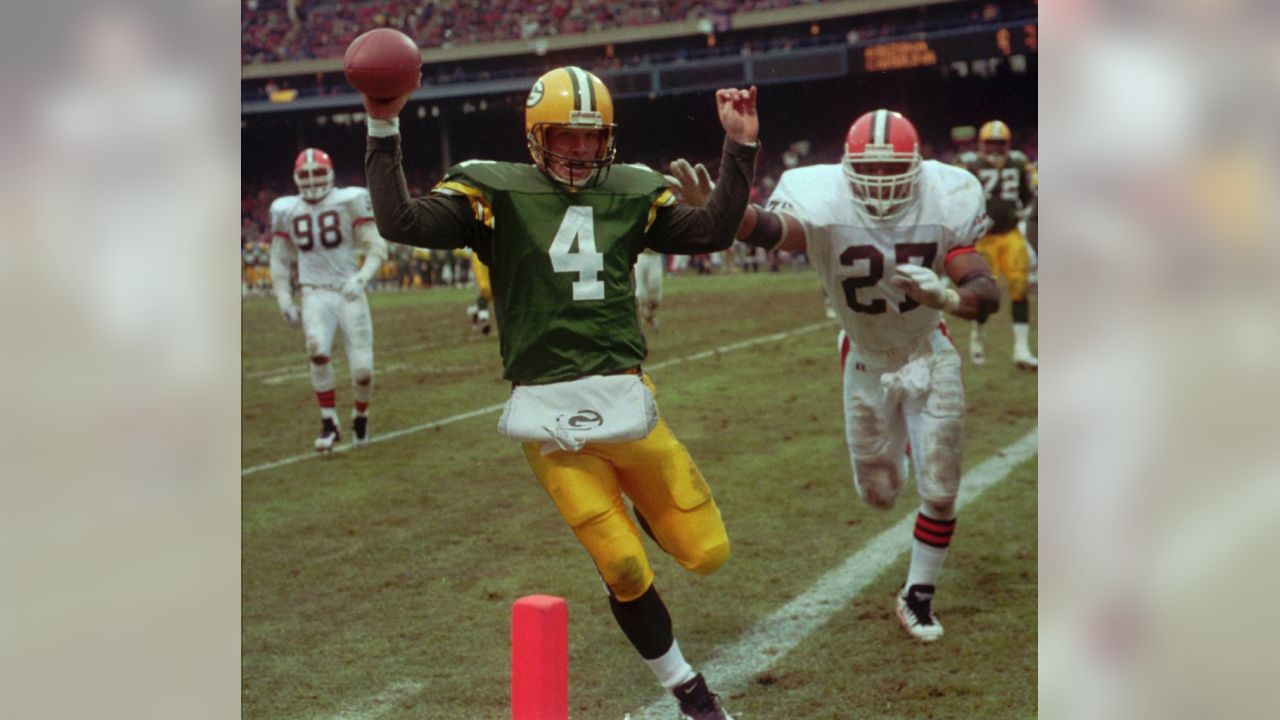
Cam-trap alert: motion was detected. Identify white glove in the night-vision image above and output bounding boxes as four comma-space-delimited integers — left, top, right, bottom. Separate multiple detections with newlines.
664, 158, 715, 207
891, 264, 960, 312
341, 275, 367, 301
280, 303, 301, 325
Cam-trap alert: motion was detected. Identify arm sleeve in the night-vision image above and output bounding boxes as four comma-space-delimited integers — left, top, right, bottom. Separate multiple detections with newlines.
365, 134, 483, 251
352, 222, 390, 284
1019, 162, 1035, 204
644, 136, 758, 254
269, 235, 298, 310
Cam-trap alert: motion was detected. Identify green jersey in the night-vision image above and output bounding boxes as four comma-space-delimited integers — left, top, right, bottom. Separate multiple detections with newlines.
435, 161, 676, 384
957, 150, 1035, 234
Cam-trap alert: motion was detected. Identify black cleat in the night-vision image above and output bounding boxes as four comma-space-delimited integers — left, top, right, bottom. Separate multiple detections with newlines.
896, 584, 944, 642
314, 418, 340, 453
352, 415, 369, 447
672, 673, 734, 720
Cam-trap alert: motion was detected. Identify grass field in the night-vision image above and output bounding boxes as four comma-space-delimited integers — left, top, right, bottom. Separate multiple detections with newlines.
242, 270, 1037, 720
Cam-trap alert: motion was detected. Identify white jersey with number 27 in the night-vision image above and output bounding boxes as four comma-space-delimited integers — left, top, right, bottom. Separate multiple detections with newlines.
270, 187, 376, 287
767, 160, 989, 358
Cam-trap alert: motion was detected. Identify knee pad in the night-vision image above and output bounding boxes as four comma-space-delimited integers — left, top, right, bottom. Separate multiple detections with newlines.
854, 459, 903, 510
309, 353, 330, 365
602, 552, 650, 602
921, 498, 957, 521
921, 476, 962, 520
352, 366, 373, 386
685, 538, 729, 576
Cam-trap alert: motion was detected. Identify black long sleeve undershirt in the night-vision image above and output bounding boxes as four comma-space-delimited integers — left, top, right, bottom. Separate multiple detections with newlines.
644, 136, 758, 254
365, 133, 757, 264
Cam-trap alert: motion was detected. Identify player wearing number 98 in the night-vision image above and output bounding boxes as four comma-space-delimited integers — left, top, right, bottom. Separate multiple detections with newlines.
728, 109, 1000, 643
362, 66, 757, 719
270, 148, 389, 453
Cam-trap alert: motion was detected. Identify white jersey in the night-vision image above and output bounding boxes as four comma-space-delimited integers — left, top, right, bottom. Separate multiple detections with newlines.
270, 187, 375, 287
768, 161, 988, 358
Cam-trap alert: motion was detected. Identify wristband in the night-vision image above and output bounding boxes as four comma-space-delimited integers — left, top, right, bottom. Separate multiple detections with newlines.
367, 117, 400, 137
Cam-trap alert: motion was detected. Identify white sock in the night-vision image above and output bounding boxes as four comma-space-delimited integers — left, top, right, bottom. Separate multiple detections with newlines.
320, 407, 339, 422
906, 511, 955, 589
970, 323, 985, 345
906, 541, 949, 589
644, 639, 696, 690
1013, 322, 1031, 354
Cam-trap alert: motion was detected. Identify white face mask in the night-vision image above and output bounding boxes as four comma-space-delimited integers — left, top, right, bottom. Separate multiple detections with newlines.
294, 165, 334, 201
842, 158, 921, 220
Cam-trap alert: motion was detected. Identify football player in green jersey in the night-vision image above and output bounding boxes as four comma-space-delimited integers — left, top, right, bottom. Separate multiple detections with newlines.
361, 66, 758, 720
957, 120, 1038, 369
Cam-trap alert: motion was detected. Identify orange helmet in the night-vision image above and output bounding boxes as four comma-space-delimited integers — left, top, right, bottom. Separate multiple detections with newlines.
842, 110, 922, 220
293, 148, 335, 202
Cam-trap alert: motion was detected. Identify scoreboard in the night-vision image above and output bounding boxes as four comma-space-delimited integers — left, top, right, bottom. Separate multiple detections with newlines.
862, 22, 1038, 76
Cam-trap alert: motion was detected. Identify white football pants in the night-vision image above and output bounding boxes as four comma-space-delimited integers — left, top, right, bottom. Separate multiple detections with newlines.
839, 326, 964, 518
301, 287, 374, 378
635, 252, 664, 309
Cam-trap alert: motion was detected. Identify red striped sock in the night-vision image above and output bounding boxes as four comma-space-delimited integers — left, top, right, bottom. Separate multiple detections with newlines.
316, 389, 336, 408
354, 400, 369, 415
914, 513, 956, 549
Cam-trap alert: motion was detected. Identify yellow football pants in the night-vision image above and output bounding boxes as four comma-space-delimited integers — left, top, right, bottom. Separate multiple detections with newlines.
976, 228, 1030, 302
521, 377, 730, 602
471, 254, 492, 302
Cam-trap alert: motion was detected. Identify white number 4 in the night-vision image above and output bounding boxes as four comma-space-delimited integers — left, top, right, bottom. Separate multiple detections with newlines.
549, 206, 604, 301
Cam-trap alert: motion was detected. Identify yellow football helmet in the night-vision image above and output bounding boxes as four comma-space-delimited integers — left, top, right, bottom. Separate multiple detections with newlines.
978, 120, 1012, 167
525, 66, 617, 189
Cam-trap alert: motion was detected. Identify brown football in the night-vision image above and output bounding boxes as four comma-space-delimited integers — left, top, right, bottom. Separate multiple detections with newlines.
343, 28, 422, 100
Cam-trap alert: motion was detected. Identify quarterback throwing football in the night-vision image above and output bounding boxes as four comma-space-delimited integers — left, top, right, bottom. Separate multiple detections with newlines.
362, 67, 757, 719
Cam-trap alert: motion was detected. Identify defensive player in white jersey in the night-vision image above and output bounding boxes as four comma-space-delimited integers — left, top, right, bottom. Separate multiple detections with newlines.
270, 148, 389, 452
731, 110, 1000, 641
634, 249, 664, 333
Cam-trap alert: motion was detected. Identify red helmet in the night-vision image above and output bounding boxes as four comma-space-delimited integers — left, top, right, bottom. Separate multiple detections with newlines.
842, 109, 922, 219
293, 148, 335, 202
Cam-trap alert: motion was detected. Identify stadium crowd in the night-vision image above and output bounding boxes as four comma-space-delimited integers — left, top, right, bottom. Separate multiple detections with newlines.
242, 0, 819, 64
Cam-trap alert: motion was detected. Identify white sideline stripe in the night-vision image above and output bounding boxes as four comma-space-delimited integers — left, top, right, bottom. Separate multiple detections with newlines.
314, 680, 423, 720
245, 340, 453, 380
260, 362, 409, 386
629, 428, 1039, 720
242, 322, 832, 477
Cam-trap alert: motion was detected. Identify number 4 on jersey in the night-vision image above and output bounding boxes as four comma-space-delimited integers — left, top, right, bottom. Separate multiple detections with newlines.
550, 206, 604, 301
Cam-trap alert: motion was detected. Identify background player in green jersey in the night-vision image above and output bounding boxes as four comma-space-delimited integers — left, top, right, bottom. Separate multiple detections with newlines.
361, 66, 758, 720
958, 120, 1038, 370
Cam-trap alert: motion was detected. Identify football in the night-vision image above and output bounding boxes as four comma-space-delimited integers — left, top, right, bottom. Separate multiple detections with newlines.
343, 28, 422, 100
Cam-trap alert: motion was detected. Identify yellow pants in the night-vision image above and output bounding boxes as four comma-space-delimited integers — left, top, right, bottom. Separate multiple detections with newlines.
522, 377, 729, 602
471, 254, 492, 302
976, 228, 1030, 302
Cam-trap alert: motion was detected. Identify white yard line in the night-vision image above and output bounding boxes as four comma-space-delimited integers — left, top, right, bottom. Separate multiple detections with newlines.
629, 428, 1039, 720
313, 680, 424, 720
259, 362, 409, 386
244, 340, 455, 380
241, 322, 832, 478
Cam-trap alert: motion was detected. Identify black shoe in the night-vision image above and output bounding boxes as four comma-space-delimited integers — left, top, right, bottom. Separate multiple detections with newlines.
314, 418, 340, 453
672, 673, 734, 720
352, 415, 369, 447
896, 584, 944, 641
